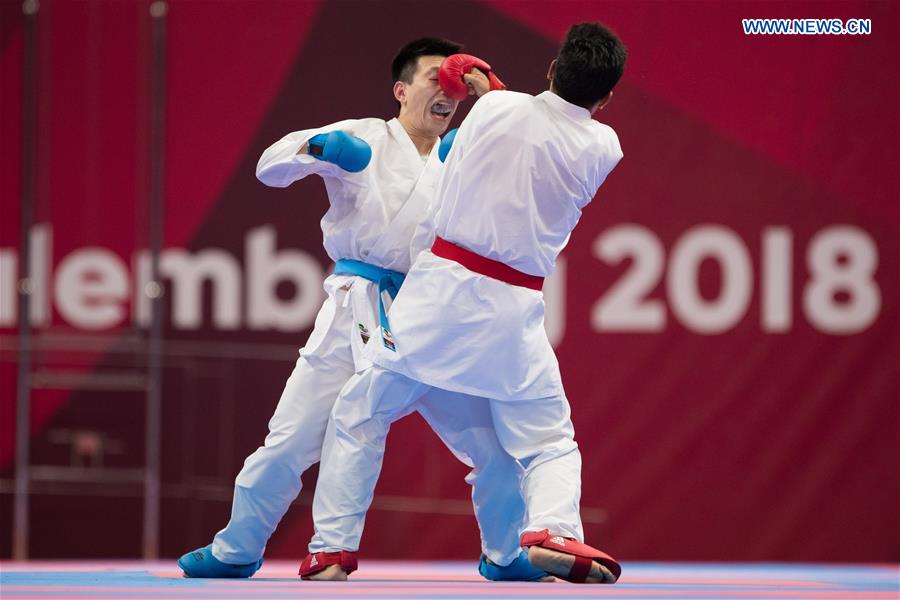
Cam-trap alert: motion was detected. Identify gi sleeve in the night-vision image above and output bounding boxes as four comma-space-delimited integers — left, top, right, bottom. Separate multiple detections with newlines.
591, 124, 624, 192
255, 119, 360, 188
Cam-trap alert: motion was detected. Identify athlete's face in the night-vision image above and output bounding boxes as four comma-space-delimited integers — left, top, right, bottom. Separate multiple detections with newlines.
395, 55, 459, 137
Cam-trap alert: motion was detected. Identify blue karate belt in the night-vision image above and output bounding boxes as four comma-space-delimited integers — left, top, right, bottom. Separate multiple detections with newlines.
334, 258, 405, 351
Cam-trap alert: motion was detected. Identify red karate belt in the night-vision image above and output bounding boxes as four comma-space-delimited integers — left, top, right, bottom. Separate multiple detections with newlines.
431, 237, 544, 291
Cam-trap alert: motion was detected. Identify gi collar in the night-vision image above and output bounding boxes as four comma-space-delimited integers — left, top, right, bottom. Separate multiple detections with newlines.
538, 90, 592, 121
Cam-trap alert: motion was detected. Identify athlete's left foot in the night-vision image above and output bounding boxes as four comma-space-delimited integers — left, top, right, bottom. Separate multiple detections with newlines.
479, 550, 553, 581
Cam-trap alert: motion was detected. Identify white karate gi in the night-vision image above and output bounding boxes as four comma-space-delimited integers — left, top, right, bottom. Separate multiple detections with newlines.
212, 117, 526, 567
308, 91, 622, 555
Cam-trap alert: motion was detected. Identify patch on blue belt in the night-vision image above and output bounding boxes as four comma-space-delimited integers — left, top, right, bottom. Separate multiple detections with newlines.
382, 328, 396, 352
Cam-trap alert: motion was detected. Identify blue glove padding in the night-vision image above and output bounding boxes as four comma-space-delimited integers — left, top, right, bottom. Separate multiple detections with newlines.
438, 128, 459, 163
307, 131, 372, 172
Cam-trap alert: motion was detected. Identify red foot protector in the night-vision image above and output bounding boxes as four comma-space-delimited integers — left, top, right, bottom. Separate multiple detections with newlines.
521, 529, 621, 583
299, 550, 358, 579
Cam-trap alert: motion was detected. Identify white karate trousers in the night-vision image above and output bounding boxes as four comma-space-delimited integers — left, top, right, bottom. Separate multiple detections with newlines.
309, 364, 584, 556
212, 278, 525, 566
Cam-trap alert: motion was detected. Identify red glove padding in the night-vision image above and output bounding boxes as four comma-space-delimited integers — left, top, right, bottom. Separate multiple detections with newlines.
438, 54, 507, 100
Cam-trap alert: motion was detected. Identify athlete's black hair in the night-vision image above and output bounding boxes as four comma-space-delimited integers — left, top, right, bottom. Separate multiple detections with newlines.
553, 22, 627, 108
391, 37, 464, 83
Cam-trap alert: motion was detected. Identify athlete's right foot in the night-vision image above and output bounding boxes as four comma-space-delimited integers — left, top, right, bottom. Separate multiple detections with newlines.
299, 550, 358, 581
177, 544, 263, 578
302, 564, 347, 581
527, 546, 617, 584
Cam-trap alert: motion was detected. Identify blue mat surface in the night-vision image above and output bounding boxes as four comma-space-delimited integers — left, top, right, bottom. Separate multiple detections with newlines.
1, 560, 897, 598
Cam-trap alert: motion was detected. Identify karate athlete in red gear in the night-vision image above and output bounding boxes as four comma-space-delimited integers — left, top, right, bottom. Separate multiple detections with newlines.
301, 23, 627, 584
177, 38, 546, 582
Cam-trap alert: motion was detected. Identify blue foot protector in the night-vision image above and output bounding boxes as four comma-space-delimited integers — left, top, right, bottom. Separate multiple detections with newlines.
478, 549, 548, 581
177, 544, 263, 578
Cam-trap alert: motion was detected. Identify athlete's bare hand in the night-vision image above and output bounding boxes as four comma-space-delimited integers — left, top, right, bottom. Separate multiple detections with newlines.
463, 68, 491, 97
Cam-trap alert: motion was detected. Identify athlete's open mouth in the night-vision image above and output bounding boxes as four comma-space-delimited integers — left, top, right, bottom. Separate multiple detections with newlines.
430, 102, 453, 118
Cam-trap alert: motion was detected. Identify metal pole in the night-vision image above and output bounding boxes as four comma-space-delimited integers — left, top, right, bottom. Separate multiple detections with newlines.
13, 0, 40, 562
142, 0, 167, 560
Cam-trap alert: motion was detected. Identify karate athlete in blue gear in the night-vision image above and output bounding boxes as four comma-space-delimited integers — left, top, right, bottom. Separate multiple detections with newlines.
177, 37, 547, 583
